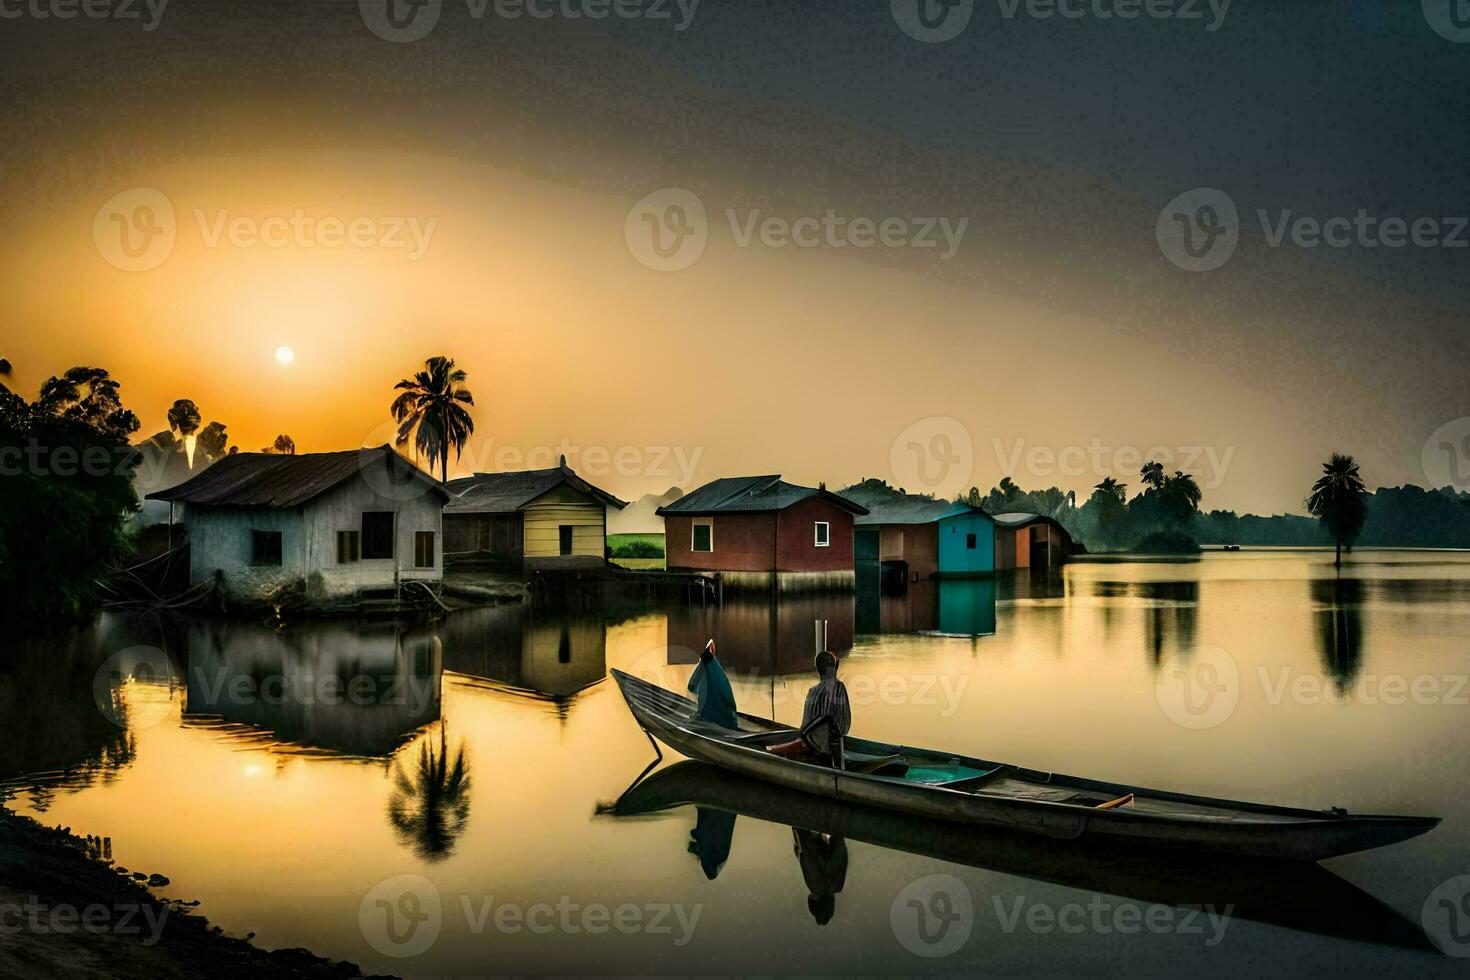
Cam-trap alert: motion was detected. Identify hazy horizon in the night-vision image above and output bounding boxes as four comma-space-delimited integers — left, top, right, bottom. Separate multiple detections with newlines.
6, 2, 1467, 515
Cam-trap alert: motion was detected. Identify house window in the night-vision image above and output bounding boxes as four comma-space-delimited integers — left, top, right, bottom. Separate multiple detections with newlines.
414, 531, 435, 568
361, 511, 395, 559
559, 525, 574, 556
691, 520, 713, 553
251, 530, 282, 566
814, 522, 830, 547
966, 532, 977, 550
337, 530, 360, 564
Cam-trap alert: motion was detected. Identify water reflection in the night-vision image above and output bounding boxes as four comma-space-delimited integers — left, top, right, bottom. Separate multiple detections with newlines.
1136, 581, 1200, 667
1311, 575, 1366, 689
855, 566, 998, 637
386, 723, 473, 862
933, 579, 997, 636
0, 615, 150, 808
687, 806, 736, 879
604, 761, 1436, 952
438, 605, 608, 716
182, 619, 443, 757
666, 594, 854, 675
792, 827, 847, 925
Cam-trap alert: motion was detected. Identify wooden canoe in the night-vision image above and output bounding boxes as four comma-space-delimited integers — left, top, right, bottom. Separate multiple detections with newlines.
601, 761, 1437, 951
610, 669, 1438, 861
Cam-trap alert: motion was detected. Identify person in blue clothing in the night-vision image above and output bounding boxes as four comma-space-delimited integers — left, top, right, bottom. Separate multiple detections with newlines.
687, 639, 738, 728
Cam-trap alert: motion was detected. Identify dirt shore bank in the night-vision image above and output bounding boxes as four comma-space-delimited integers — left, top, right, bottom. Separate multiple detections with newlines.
0, 805, 391, 979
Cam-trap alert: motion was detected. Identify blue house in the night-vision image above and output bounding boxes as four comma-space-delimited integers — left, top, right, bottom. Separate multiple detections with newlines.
934, 505, 996, 577
841, 486, 995, 583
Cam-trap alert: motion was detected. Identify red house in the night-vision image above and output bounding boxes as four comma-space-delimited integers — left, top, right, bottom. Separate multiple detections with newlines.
658, 476, 868, 591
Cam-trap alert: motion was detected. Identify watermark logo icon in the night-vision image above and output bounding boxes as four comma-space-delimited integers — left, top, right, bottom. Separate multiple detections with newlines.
1422, 875, 1470, 956
1423, 0, 1470, 42
891, 873, 973, 957
91, 646, 177, 729
1156, 188, 1239, 272
360, 0, 442, 42
360, 874, 442, 959
890, 416, 973, 500
1422, 418, 1470, 492
1155, 644, 1239, 729
625, 188, 707, 271
94, 188, 176, 272
891, 0, 974, 42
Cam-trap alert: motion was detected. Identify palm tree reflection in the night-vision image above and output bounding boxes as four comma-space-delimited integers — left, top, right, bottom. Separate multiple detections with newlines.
1312, 576, 1366, 690
386, 724, 472, 862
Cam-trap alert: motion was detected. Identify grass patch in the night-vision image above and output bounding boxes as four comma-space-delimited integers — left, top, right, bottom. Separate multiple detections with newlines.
611, 557, 666, 570
609, 532, 664, 550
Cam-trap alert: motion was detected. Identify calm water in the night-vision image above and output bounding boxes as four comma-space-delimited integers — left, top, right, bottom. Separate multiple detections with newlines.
3, 551, 1470, 976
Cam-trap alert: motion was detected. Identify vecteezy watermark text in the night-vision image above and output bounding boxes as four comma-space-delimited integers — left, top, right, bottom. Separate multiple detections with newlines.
993, 437, 1235, 489
93, 188, 437, 272
891, 0, 1231, 43
0, 898, 168, 947
0, 0, 168, 29
625, 188, 969, 271
359, 875, 701, 959
1157, 187, 1468, 272
360, 0, 700, 43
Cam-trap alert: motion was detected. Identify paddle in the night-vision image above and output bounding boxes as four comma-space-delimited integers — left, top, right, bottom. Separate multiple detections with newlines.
1095, 792, 1135, 810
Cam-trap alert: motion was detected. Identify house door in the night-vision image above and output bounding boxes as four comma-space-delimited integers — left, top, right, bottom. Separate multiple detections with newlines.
559, 525, 573, 556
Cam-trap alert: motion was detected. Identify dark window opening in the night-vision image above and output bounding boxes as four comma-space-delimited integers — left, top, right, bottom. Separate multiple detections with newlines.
692, 522, 713, 552
361, 511, 395, 559
558, 628, 571, 663
414, 531, 435, 568
251, 530, 282, 566
559, 525, 574, 556
966, 532, 977, 550
337, 530, 360, 564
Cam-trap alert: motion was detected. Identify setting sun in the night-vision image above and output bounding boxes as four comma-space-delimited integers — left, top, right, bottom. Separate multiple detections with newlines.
274, 345, 295, 366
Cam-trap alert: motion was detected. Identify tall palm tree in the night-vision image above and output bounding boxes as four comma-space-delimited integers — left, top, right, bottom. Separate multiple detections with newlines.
1306, 453, 1369, 567
167, 398, 202, 468
262, 433, 295, 455
390, 356, 475, 483
1094, 477, 1127, 502
1161, 470, 1203, 529
1139, 460, 1166, 491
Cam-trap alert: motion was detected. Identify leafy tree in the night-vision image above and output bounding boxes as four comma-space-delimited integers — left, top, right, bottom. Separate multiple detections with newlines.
195, 421, 234, 462
1087, 477, 1128, 548
1160, 470, 1203, 530
1306, 453, 1369, 567
166, 398, 201, 440
262, 434, 296, 455
0, 366, 140, 621
391, 356, 475, 482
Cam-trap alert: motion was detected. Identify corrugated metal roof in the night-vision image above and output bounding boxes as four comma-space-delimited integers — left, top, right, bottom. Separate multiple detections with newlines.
443, 463, 627, 515
841, 486, 985, 525
657, 475, 868, 516
145, 445, 446, 507
991, 511, 1072, 540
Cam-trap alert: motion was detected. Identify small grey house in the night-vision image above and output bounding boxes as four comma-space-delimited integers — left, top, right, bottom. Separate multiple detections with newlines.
146, 445, 448, 601
442, 457, 627, 570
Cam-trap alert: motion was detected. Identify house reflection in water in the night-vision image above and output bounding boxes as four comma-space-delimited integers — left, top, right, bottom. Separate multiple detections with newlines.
436, 605, 607, 715
181, 619, 442, 758
932, 578, 998, 637
666, 594, 855, 677
855, 564, 996, 637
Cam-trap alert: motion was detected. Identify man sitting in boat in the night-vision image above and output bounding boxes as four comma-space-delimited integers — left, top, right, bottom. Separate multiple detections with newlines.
765, 650, 851, 767
687, 639, 738, 728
